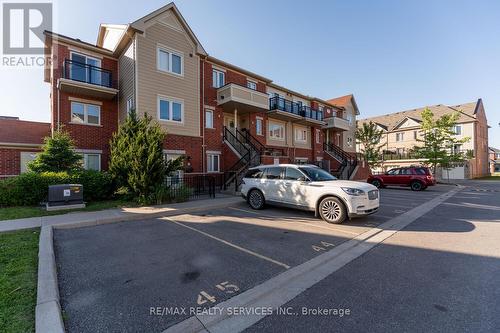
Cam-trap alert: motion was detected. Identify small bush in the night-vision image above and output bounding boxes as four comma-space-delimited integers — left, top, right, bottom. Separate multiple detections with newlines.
0, 171, 115, 207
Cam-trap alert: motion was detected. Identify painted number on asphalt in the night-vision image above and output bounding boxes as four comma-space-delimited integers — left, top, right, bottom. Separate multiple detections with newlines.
196, 281, 240, 305
312, 241, 335, 252
196, 291, 216, 305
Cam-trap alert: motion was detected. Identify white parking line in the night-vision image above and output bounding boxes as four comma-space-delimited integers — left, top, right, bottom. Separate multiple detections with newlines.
163, 217, 291, 270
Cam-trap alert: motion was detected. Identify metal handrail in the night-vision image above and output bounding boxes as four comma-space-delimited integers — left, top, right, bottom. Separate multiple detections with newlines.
269, 96, 324, 121
63, 59, 114, 88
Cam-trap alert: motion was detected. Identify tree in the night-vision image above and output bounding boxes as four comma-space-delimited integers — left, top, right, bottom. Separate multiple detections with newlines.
356, 121, 385, 169
109, 110, 166, 202
28, 129, 82, 173
412, 108, 470, 173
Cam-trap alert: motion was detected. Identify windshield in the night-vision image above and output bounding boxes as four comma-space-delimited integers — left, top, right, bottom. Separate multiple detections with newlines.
299, 167, 337, 181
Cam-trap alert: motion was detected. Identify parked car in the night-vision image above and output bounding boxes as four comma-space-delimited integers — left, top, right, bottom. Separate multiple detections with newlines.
241, 164, 379, 224
367, 166, 436, 191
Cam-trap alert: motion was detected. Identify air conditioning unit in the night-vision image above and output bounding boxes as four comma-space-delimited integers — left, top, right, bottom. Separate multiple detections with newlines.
46, 184, 85, 211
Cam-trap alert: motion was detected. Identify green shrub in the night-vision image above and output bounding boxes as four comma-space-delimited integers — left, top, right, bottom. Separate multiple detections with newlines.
0, 171, 115, 207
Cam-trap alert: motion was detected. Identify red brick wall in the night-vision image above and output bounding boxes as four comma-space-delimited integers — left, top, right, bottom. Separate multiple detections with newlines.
164, 134, 203, 173
50, 42, 119, 170
0, 149, 21, 176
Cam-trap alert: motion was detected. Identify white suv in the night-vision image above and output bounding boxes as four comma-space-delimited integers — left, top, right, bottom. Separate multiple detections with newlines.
241, 164, 379, 224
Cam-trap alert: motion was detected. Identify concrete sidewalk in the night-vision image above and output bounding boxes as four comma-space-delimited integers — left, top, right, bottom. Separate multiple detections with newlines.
0, 195, 242, 233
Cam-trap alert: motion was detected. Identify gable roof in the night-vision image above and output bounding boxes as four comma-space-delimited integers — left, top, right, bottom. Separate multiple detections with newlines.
392, 116, 422, 130
327, 94, 360, 115
130, 2, 206, 56
358, 100, 480, 131
0, 119, 50, 146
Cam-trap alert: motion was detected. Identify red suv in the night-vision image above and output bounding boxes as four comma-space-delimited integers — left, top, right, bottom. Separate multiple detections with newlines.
367, 166, 436, 191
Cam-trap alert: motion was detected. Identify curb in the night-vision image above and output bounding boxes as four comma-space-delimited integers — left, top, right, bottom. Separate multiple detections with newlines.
35, 226, 64, 333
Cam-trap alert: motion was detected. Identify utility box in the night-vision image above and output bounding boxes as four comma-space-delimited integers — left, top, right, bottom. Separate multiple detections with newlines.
46, 184, 85, 211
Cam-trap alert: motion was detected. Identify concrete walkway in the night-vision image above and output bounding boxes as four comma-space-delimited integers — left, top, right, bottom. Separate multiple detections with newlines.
0, 195, 242, 233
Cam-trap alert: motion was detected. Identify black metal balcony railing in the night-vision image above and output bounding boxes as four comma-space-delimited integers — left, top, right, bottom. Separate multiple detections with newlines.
269, 96, 323, 121
63, 59, 114, 88
381, 149, 474, 161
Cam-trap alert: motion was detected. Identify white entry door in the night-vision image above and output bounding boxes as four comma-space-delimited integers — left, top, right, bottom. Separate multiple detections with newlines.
224, 115, 235, 133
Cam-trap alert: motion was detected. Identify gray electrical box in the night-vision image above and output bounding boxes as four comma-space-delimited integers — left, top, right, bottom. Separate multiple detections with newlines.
46, 184, 85, 211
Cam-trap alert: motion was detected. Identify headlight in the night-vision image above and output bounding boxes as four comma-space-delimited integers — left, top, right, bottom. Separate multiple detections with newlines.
341, 187, 365, 196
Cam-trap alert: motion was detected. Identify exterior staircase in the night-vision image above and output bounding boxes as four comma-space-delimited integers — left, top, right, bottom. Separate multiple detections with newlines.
223, 127, 262, 192
323, 142, 358, 180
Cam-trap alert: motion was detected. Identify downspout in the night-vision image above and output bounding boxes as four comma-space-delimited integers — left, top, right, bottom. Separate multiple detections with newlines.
201, 56, 206, 173
57, 85, 60, 132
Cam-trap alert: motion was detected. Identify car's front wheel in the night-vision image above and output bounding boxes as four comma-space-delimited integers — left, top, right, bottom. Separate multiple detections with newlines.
319, 197, 347, 224
248, 189, 265, 210
410, 181, 423, 191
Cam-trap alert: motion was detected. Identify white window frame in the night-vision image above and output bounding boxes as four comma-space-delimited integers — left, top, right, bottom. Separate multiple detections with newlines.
207, 153, 220, 173
396, 132, 404, 142
452, 125, 462, 135
295, 128, 307, 142
82, 153, 101, 171
205, 109, 214, 129
346, 114, 353, 126
126, 96, 134, 114
256, 117, 263, 136
347, 137, 353, 147
246, 80, 257, 90
316, 129, 321, 144
212, 69, 225, 88
157, 96, 184, 124
70, 101, 101, 126
70, 51, 102, 83
157, 45, 184, 76
269, 123, 285, 141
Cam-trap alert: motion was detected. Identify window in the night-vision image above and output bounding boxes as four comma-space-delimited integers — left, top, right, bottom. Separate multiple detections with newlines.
71, 102, 100, 125
247, 80, 257, 90
207, 154, 220, 172
212, 69, 225, 88
452, 125, 462, 135
386, 168, 400, 175
316, 130, 321, 144
295, 128, 307, 142
245, 168, 264, 179
396, 132, 404, 141
284, 167, 306, 181
453, 144, 462, 154
269, 123, 285, 140
126, 97, 134, 115
256, 118, 263, 135
347, 114, 353, 126
205, 109, 214, 128
157, 47, 183, 75
299, 167, 337, 181
70, 52, 102, 85
413, 131, 417, 140
347, 137, 353, 147
264, 167, 283, 180
81, 153, 100, 171
158, 97, 183, 123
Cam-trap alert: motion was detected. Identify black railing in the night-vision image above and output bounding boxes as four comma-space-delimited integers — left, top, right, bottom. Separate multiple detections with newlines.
164, 174, 224, 199
63, 59, 114, 88
269, 96, 323, 121
324, 142, 358, 179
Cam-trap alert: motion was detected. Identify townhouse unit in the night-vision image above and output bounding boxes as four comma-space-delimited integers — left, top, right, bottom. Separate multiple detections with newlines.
357, 99, 489, 179
0, 2, 368, 184
489, 147, 500, 174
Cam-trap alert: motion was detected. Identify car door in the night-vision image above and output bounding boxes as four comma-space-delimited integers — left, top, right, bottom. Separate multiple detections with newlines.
383, 168, 400, 185
398, 168, 413, 185
262, 167, 284, 202
282, 167, 309, 207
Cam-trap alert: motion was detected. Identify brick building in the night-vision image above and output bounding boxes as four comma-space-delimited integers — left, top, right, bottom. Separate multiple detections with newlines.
0, 2, 367, 182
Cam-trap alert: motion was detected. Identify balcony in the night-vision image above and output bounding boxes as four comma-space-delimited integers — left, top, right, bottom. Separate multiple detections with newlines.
323, 116, 351, 131
217, 83, 269, 113
268, 96, 325, 125
58, 59, 118, 100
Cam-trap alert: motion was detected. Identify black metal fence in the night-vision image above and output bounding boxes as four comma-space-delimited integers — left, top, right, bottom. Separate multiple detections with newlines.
63, 59, 115, 88
165, 174, 224, 199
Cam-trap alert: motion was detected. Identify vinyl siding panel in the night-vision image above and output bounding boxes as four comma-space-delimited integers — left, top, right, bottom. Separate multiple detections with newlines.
136, 22, 200, 137
118, 40, 135, 123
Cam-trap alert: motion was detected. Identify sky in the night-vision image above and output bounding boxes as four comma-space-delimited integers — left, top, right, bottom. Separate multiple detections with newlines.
1, 0, 499, 147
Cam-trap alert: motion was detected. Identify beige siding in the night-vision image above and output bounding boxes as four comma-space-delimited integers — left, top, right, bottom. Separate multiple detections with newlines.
341, 102, 357, 152
136, 17, 200, 137
118, 40, 135, 123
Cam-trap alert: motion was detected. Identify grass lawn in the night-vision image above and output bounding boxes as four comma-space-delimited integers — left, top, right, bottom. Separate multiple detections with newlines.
0, 199, 136, 221
0, 228, 40, 333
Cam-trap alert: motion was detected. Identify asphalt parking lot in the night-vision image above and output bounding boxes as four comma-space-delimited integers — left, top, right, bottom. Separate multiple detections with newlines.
54, 184, 454, 332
